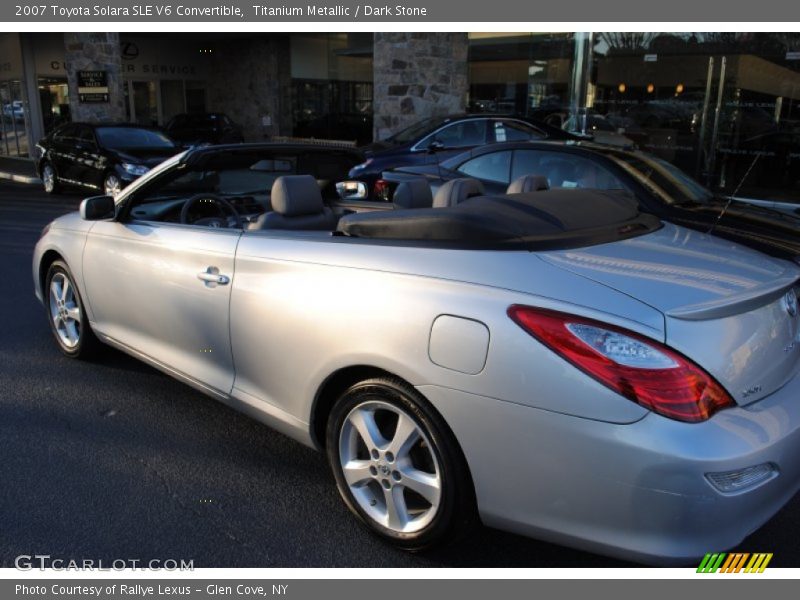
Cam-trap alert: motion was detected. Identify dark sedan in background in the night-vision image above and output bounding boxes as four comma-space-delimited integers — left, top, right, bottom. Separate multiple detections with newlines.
36, 123, 179, 196
378, 140, 800, 263
164, 112, 245, 147
349, 114, 577, 199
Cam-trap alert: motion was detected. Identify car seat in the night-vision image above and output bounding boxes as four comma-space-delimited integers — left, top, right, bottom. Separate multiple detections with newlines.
432, 178, 485, 208
253, 175, 338, 231
506, 174, 550, 194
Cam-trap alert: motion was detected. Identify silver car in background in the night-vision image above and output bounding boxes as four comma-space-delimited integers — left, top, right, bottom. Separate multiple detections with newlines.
33, 144, 800, 564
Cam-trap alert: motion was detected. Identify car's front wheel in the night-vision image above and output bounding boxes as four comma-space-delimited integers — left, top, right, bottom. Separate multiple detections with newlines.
42, 162, 60, 194
45, 260, 100, 359
326, 377, 475, 550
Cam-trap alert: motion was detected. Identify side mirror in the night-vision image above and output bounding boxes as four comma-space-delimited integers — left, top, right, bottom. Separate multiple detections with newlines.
335, 180, 368, 200
428, 140, 445, 153
80, 195, 115, 221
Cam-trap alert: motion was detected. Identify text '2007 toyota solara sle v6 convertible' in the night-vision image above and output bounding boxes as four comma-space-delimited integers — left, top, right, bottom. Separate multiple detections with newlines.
33, 143, 800, 564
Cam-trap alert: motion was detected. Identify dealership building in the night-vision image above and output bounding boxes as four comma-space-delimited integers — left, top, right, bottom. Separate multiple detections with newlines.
1, 32, 799, 202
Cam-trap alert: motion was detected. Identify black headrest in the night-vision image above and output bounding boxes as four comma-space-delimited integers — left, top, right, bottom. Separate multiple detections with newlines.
393, 178, 433, 209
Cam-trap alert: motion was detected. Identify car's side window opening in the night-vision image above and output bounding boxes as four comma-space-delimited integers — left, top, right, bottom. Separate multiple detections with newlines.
492, 120, 544, 143
511, 150, 627, 191
458, 151, 513, 183
124, 150, 363, 230
420, 120, 488, 150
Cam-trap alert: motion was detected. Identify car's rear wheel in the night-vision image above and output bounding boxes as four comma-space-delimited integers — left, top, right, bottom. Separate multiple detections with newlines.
326, 377, 475, 550
45, 260, 100, 359
103, 172, 122, 197
42, 162, 60, 194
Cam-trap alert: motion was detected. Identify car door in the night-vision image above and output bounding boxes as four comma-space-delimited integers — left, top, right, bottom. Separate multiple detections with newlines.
48, 124, 79, 182
82, 214, 240, 395
73, 126, 104, 190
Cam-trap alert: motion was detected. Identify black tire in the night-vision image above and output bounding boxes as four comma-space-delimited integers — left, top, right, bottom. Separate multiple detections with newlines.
326, 376, 476, 551
41, 161, 61, 194
45, 260, 100, 359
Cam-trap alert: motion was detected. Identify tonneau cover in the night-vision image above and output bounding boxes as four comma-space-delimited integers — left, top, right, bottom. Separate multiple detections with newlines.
336, 189, 661, 249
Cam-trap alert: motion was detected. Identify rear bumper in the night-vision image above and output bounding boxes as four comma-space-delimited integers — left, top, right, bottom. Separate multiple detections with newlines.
419, 373, 800, 564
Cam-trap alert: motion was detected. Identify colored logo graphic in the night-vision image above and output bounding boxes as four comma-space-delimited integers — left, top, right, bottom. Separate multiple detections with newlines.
697, 552, 773, 573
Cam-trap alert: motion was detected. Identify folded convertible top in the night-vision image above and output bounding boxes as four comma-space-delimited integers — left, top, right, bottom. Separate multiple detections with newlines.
336, 189, 662, 250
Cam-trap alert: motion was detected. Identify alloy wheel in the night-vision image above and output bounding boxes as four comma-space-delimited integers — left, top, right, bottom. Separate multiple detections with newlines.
338, 400, 442, 533
48, 272, 81, 349
42, 164, 56, 193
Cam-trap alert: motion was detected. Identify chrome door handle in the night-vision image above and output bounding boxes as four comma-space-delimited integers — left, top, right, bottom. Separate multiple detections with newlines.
197, 267, 230, 286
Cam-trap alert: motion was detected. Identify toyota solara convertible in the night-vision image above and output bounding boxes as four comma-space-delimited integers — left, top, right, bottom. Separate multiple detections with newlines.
33, 143, 800, 564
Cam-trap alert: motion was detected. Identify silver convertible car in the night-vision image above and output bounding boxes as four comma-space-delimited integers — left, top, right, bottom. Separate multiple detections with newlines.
33, 144, 800, 564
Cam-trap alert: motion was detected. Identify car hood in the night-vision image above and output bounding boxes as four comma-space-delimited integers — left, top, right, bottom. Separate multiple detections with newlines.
539, 222, 800, 405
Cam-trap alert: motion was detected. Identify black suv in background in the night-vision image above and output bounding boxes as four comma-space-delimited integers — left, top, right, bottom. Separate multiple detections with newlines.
36, 123, 180, 196
164, 113, 245, 147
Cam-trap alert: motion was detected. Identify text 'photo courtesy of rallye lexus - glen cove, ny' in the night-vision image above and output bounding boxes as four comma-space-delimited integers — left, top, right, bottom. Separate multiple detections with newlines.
31, 126, 800, 564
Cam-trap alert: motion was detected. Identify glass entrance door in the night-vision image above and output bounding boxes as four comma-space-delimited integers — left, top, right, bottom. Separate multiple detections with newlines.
704, 42, 800, 203
0, 79, 28, 157
130, 80, 158, 126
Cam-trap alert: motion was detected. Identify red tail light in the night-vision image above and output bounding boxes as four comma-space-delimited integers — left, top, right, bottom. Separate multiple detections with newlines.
374, 179, 390, 201
507, 305, 734, 423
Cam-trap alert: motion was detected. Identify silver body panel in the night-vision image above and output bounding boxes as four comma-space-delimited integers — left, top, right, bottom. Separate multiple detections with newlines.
33, 203, 800, 563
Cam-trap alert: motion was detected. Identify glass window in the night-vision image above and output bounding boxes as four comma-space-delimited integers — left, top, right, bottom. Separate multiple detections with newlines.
590, 32, 800, 202
512, 150, 625, 190
38, 77, 70, 135
458, 150, 513, 183
388, 117, 441, 144
160, 80, 185, 124
52, 123, 78, 142
468, 33, 576, 117
96, 127, 176, 150
77, 127, 96, 147
492, 120, 544, 142
426, 120, 487, 149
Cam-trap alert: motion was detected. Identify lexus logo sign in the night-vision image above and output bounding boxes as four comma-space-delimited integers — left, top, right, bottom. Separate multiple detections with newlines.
121, 42, 139, 61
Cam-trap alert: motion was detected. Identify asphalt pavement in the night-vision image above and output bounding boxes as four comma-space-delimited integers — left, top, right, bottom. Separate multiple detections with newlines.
1, 179, 798, 568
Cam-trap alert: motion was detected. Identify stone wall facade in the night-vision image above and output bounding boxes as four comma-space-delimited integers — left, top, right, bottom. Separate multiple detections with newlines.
207, 36, 292, 141
373, 33, 469, 141
63, 33, 126, 123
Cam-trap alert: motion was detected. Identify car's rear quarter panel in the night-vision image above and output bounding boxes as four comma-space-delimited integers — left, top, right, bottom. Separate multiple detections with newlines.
229, 234, 657, 437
